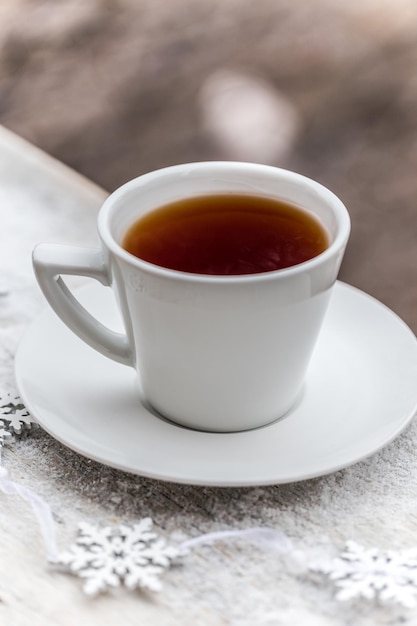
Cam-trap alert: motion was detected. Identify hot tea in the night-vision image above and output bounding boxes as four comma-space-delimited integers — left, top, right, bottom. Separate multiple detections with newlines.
122, 194, 329, 275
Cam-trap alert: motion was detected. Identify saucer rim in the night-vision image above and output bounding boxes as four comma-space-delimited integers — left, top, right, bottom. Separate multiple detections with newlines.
15, 280, 417, 486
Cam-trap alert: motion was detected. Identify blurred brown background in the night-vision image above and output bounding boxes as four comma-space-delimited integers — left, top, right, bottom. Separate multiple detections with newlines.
1, 0, 417, 330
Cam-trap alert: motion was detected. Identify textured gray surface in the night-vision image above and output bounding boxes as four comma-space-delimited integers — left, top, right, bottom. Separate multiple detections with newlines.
2, 126, 417, 625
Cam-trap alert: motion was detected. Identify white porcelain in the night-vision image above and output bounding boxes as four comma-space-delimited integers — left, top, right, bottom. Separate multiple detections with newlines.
32, 162, 350, 432
15, 281, 417, 486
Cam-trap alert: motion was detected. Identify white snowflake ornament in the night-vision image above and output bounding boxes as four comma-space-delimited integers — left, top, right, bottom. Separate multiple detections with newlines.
0, 420, 13, 447
58, 518, 181, 596
0, 393, 36, 435
313, 540, 417, 608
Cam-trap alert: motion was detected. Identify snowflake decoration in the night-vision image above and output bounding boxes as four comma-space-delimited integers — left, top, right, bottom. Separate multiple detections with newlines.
0, 392, 36, 436
313, 540, 417, 608
0, 420, 13, 446
58, 518, 181, 596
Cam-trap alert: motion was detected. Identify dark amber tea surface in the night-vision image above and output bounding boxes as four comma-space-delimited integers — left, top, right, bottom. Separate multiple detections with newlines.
122, 194, 329, 275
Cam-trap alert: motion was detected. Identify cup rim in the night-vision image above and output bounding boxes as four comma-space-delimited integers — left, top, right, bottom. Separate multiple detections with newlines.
98, 161, 351, 283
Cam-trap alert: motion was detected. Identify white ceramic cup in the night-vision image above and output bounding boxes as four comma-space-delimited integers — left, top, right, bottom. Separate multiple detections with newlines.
33, 162, 350, 432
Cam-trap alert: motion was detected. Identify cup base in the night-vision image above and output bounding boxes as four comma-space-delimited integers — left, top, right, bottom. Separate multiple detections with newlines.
136, 381, 305, 434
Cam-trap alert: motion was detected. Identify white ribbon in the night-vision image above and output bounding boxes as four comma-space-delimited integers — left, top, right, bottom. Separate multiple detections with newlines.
0, 451, 307, 578
0, 462, 306, 572
0, 466, 59, 562
181, 526, 308, 572
181, 527, 292, 550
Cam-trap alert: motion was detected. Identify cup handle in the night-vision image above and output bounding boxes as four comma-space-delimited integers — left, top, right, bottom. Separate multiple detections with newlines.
32, 244, 132, 366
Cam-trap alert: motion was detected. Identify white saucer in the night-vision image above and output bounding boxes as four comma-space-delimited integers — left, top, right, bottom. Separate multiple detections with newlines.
15, 281, 417, 487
